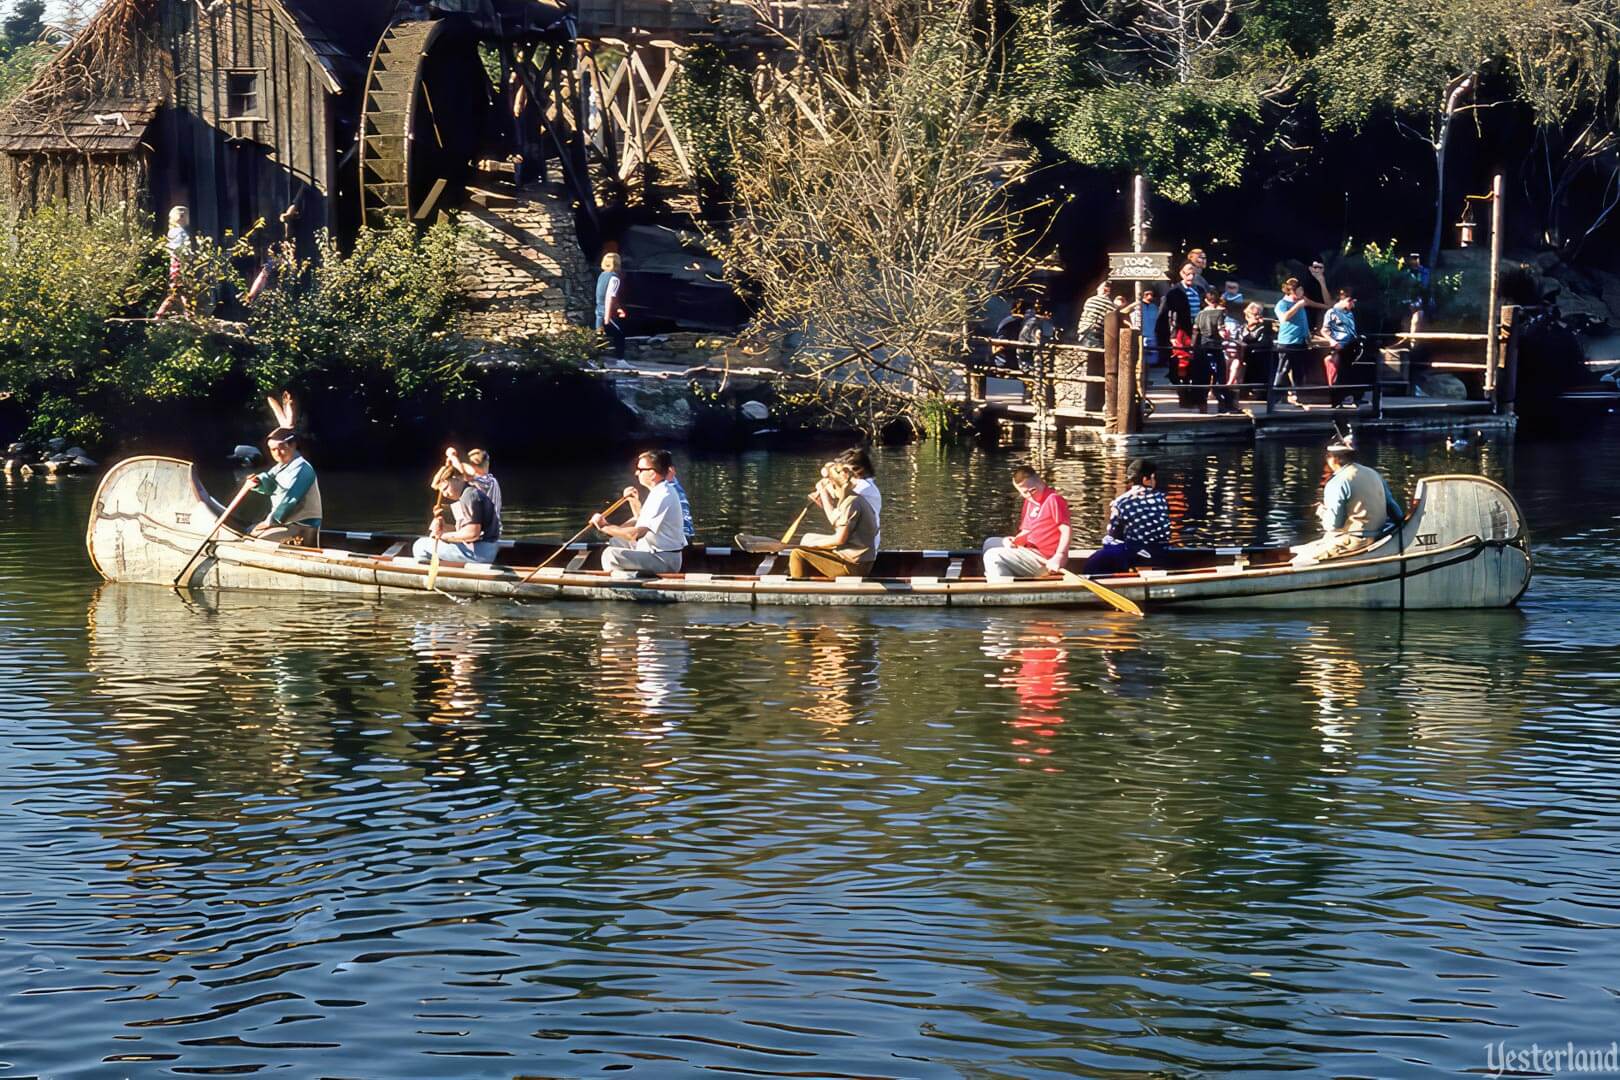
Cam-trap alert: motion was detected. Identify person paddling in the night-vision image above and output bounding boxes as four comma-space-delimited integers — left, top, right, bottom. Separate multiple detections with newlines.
413, 469, 499, 564
445, 447, 503, 537
592, 450, 686, 574
247, 395, 321, 546
789, 462, 878, 580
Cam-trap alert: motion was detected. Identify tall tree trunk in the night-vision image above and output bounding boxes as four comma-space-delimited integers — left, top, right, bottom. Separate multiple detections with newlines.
1428, 73, 1475, 269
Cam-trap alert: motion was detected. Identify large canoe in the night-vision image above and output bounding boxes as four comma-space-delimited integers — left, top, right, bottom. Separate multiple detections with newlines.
87, 456, 1531, 610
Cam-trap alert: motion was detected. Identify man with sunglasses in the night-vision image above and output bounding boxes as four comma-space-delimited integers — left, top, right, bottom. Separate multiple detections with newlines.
591, 449, 687, 573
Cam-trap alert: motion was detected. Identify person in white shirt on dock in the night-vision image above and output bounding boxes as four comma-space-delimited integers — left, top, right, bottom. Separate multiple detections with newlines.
592, 450, 687, 574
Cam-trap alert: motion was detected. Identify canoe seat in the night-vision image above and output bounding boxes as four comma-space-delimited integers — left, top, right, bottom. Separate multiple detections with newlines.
565, 548, 591, 571
944, 558, 965, 581
754, 555, 779, 575
380, 541, 406, 558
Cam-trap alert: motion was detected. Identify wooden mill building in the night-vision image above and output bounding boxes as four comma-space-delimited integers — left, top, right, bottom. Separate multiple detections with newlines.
0, 0, 848, 337
0, 0, 401, 246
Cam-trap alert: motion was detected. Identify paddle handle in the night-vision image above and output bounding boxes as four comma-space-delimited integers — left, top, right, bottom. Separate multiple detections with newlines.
780, 504, 811, 546
424, 484, 447, 592
172, 478, 255, 588
519, 494, 630, 584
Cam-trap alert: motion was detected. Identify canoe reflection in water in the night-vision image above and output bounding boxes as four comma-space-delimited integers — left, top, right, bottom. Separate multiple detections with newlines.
409, 619, 493, 725
784, 623, 877, 729
598, 611, 693, 726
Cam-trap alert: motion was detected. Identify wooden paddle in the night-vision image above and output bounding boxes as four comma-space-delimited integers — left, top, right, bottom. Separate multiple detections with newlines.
1054, 566, 1144, 617
424, 464, 451, 592
734, 500, 815, 554
518, 495, 630, 585
172, 477, 254, 588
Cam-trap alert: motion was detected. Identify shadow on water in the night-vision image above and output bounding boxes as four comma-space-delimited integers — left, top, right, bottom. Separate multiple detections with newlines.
3, 430, 1620, 1076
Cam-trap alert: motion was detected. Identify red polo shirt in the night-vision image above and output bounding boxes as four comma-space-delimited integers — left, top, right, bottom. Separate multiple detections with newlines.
1014, 486, 1072, 559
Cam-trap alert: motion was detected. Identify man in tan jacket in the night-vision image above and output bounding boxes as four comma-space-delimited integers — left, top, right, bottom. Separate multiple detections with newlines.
1292, 433, 1404, 564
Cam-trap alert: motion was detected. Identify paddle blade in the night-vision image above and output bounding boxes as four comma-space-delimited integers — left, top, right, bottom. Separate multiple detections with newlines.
1062, 569, 1144, 616
734, 533, 787, 554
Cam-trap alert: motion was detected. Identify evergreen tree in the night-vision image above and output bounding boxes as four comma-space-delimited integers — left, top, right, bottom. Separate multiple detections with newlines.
2, 0, 46, 54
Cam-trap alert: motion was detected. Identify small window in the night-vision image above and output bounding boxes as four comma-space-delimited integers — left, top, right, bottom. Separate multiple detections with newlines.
225, 72, 260, 119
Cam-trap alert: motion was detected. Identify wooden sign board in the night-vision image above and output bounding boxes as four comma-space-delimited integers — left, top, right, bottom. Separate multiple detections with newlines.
1107, 252, 1172, 281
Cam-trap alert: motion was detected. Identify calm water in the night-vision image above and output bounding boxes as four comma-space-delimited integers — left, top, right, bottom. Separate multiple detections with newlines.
3, 431, 1620, 1079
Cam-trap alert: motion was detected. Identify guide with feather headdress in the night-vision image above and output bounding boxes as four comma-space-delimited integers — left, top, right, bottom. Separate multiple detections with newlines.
248, 392, 322, 545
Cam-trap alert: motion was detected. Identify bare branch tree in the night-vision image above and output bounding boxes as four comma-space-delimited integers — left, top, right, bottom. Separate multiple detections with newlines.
704, 1, 1042, 437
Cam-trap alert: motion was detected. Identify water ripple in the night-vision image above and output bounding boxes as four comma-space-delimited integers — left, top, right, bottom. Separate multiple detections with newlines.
2, 434, 1620, 1076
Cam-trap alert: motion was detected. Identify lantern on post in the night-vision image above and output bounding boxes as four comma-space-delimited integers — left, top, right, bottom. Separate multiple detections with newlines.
1455, 201, 1478, 247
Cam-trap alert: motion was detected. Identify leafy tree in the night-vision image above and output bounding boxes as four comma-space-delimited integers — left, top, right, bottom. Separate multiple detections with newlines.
1028, 0, 1294, 202
1057, 81, 1262, 203
1313, 0, 1618, 266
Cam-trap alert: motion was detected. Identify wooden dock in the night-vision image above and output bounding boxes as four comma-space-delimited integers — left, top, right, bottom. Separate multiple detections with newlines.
968, 310, 1525, 450
983, 378, 1515, 448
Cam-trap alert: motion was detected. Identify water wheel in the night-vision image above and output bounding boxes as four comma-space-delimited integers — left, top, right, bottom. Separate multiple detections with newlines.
360, 19, 492, 228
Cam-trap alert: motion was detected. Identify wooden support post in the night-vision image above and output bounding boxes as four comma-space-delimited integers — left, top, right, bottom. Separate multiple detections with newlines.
1120, 324, 1141, 434
1498, 305, 1522, 414
1103, 310, 1121, 433
1484, 172, 1504, 406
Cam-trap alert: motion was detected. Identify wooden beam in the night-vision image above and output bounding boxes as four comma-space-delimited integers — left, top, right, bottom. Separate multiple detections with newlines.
414, 177, 448, 221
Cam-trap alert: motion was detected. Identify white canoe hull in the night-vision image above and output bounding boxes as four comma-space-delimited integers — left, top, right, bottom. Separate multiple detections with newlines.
87, 457, 1531, 611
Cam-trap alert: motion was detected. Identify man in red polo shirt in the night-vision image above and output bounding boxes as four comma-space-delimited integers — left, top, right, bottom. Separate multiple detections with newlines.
981, 466, 1074, 580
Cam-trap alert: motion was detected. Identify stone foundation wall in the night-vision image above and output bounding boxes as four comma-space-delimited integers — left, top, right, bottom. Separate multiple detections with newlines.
456, 186, 595, 342
619, 332, 787, 371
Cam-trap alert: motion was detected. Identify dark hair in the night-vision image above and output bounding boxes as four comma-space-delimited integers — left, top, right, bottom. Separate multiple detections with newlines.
1011, 465, 1042, 483
1127, 458, 1157, 485
1141, 287, 1156, 299
1338, 287, 1355, 300
1204, 288, 1223, 302
837, 447, 874, 477
637, 449, 673, 476
1011, 297, 1028, 314
466, 448, 490, 469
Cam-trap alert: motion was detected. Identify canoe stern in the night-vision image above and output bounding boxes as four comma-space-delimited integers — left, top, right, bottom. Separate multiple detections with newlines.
86, 456, 222, 584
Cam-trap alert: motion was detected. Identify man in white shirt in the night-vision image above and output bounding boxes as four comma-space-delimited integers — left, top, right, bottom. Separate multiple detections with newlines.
592, 450, 687, 573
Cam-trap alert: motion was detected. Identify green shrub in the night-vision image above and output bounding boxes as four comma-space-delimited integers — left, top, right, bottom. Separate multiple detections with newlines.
247, 220, 471, 408
0, 207, 159, 442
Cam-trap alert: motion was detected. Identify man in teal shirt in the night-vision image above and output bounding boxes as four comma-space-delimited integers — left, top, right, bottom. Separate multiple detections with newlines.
248, 427, 322, 545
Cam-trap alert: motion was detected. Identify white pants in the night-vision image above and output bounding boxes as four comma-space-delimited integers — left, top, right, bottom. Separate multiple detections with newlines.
600, 537, 682, 574
981, 537, 1050, 580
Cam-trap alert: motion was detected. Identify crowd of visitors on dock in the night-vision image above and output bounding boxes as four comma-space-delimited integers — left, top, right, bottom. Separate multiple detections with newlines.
235, 398, 1401, 585
989, 247, 1437, 414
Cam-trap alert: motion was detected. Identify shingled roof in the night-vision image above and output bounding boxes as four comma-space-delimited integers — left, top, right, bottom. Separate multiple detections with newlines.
0, 99, 159, 154
279, 0, 400, 91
